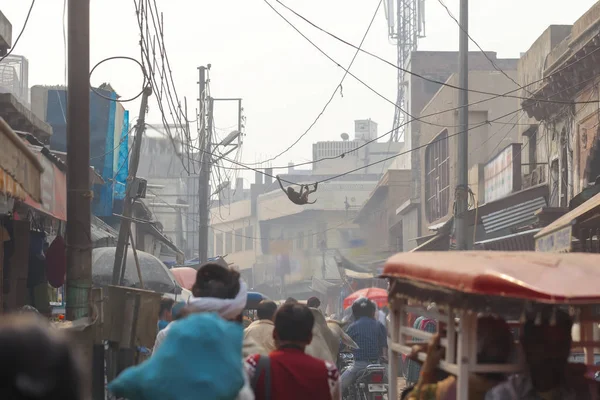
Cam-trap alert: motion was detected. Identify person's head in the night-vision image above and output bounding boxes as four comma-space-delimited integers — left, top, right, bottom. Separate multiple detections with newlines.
171, 302, 188, 321
192, 263, 241, 300
159, 298, 175, 321
476, 316, 513, 366
0, 314, 85, 400
256, 300, 277, 321
351, 297, 376, 319
521, 308, 572, 391
284, 297, 298, 305
273, 303, 315, 349
307, 296, 321, 309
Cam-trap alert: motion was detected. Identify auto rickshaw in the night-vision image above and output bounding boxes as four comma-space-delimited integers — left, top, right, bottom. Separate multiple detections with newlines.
381, 251, 600, 400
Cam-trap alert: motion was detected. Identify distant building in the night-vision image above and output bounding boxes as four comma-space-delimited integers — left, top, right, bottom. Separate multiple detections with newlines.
312, 119, 403, 175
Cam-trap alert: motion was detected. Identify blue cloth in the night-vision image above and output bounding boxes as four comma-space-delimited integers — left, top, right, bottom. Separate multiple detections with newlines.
345, 316, 387, 362
157, 319, 169, 332
108, 313, 245, 400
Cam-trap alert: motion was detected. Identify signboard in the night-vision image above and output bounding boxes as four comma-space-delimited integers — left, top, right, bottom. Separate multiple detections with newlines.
484, 143, 522, 203
535, 225, 572, 252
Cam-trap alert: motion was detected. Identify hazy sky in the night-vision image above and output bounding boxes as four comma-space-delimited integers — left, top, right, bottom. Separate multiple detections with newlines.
1, 0, 598, 178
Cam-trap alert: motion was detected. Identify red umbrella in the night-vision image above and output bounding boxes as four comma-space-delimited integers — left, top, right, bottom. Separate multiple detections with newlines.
343, 287, 388, 310
171, 267, 197, 290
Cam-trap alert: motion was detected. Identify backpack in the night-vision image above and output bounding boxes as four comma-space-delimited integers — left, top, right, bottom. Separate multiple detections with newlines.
251, 355, 272, 400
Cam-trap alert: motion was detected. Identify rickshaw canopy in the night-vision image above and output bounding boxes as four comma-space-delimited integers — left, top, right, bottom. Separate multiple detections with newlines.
382, 251, 600, 305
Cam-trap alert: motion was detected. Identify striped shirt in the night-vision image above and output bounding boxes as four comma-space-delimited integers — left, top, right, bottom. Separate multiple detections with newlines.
345, 316, 387, 362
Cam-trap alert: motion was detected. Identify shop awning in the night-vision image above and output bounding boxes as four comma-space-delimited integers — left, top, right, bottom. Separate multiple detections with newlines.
22, 146, 67, 221
410, 232, 450, 252
0, 118, 43, 202
344, 268, 375, 280
535, 191, 600, 252
474, 228, 540, 251
310, 276, 341, 295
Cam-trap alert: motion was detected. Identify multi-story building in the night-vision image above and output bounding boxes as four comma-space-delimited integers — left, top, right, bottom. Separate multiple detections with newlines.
519, 3, 600, 206
312, 119, 403, 176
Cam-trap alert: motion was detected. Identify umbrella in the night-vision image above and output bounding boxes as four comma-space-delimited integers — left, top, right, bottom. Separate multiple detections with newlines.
343, 287, 388, 310
92, 247, 181, 295
171, 267, 197, 290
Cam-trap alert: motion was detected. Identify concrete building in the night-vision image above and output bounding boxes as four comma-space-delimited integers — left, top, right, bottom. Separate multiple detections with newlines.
312, 119, 402, 176
520, 3, 600, 207
418, 69, 520, 236
354, 169, 412, 253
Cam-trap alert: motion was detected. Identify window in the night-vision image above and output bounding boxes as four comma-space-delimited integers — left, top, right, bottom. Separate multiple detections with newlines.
215, 233, 223, 256
225, 232, 233, 254
307, 230, 314, 248
297, 232, 305, 250
245, 226, 253, 250
424, 129, 450, 222
235, 229, 243, 252
528, 129, 537, 175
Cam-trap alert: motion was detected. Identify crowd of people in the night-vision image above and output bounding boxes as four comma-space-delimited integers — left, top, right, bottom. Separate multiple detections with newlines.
1, 260, 599, 400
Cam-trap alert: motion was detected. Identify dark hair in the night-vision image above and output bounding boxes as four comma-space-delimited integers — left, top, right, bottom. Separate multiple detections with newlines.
284, 297, 298, 305
159, 298, 175, 318
352, 297, 376, 319
307, 296, 321, 308
523, 308, 572, 344
257, 300, 277, 320
476, 316, 513, 365
0, 315, 85, 400
274, 304, 314, 343
192, 263, 240, 300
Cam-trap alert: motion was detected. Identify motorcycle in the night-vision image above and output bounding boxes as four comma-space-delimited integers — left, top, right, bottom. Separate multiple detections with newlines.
342, 360, 389, 400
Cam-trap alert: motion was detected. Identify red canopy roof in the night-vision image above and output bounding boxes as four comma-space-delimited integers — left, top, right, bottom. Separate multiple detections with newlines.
382, 251, 600, 304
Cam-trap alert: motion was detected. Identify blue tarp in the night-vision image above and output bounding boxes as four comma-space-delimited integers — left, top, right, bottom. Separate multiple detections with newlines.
114, 110, 129, 200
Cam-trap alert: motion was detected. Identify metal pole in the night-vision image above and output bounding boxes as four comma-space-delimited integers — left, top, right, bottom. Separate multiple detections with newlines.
237, 99, 243, 134
455, 0, 469, 251
111, 87, 152, 285
197, 66, 206, 260
66, 0, 91, 321
129, 231, 144, 289
199, 97, 214, 263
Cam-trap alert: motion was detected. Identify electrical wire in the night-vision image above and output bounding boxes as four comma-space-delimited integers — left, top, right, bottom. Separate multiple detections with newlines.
249, 0, 383, 166
273, 0, 600, 106
0, 0, 36, 63
436, 0, 535, 96
247, 0, 600, 167
89, 56, 147, 102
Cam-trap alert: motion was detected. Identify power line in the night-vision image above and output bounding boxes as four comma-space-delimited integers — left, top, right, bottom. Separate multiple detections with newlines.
245, 0, 383, 166
436, 0, 534, 96
0, 0, 36, 63
273, 0, 600, 106
248, 0, 599, 168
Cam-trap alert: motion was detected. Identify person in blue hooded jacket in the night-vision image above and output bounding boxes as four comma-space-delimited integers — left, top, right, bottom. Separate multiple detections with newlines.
110, 262, 254, 400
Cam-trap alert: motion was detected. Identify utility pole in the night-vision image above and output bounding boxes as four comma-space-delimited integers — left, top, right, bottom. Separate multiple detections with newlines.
66, 0, 91, 321
199, 96, 214, 263
197, 66, 207, 261
111, 86, 152, 285
455, 0, 469, 251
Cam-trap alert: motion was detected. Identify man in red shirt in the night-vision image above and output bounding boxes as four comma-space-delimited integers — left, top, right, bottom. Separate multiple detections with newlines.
245, 303, 341, 400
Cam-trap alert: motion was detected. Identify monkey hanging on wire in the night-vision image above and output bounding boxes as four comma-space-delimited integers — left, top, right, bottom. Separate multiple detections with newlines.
277, 176, 318, 205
